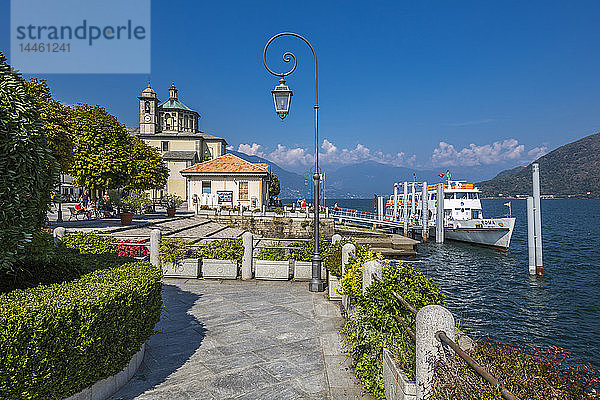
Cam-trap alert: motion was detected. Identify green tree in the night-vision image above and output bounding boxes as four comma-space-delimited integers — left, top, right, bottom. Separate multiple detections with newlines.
128, 137, 169, 190
0, 53, 58, 270
24, 79, 75, 173
269, 172, 280, 197
70, 104, 132, 192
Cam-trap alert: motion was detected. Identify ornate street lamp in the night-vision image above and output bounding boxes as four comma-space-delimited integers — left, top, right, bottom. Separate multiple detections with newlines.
264, 32, 325, 292
271, 78, 293, 120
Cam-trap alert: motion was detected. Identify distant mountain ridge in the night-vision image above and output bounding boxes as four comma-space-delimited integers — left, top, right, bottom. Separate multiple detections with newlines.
477, 132, 600, 197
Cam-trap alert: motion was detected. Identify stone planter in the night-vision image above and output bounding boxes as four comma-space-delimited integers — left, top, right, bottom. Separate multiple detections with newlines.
119, 212, 134, 225
162, 258, 200, 278
293, 260, 327, 282
202, 259, 238, 279
166, 207, 176, 217
255, 260, 291, 280
328, 274, 342, 300
383, 348, 416, 400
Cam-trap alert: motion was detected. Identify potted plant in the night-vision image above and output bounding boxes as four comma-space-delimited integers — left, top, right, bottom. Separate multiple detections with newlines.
159, 238, 200, 278
163, 194, 184, 217
200, 239, 243, 279
323, 241, 344, 300
117, 190, 151, 225
291, 238, 328, 281
255, 247, 290, 280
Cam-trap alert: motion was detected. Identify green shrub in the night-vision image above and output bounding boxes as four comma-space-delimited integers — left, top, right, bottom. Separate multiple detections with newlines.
159, 238, 198, 264
201, 238, 243, 264
340, 244, 383, 299
0, 53, 58, 271
257, 247, 287, 261
343, 264, 444, 398
322, 239, 354, 276
433, 341, 600, 399
0, 261, 162, 399
290, 238, 330, 262
0, 231, 132, 293
62, 231, 116, 254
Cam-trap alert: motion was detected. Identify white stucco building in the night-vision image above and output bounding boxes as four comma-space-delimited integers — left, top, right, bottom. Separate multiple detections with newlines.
181, 153, 271, 210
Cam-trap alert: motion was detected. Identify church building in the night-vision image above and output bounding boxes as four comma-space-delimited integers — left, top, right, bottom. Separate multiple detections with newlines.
128, 83, 228, 200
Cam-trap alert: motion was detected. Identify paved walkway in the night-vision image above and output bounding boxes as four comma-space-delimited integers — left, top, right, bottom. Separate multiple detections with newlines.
111, 279, 374, 400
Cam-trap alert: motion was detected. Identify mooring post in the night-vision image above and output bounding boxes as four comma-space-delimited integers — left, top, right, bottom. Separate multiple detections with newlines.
422, 181, 428, 243
331, 234, 342, 244
362, 260, 383, 295
416, 305, 455, 400
393, 183, 398, 220
150, 229, 161, 269
241, 231, 253, 280
527, 197, 536, 275
411, 182, 416, 223
436, 184, 445, 243
532, 163, 543, 275
403, 182, 409, 236
53, 227, 66, 246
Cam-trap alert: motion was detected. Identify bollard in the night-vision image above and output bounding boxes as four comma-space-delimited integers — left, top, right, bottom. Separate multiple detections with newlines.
241, 232, 253, 280
341, 243, 355, 276
422, 181, 428, 243
331, 234, 342, 244
53, 227, 66, 246
416, 305, 455, 400
150, 229, 161, 269
362, 260, 382, 296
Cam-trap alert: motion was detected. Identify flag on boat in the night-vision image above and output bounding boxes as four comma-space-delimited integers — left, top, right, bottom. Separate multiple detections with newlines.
437, 173, 445, 178
504, 202, 511, 207
438, 170, 452, 179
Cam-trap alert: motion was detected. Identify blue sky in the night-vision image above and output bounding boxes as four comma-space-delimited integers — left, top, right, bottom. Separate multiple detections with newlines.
1, 0, 599, 179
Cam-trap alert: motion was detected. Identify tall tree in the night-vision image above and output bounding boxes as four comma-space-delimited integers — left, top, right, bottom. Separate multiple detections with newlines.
0, 53, 58, 270
70, 104, 132, 192
24, 79, 74, 173
269, 172, 280, 197
128, 136, 169, 190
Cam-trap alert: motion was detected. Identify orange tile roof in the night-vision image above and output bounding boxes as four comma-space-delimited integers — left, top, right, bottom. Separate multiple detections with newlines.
180, 153, 270, 174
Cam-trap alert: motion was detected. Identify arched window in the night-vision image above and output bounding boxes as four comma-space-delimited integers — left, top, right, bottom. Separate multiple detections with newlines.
184, 115, 189, 129
144, 101, 150, 113
165, 113, 171, 130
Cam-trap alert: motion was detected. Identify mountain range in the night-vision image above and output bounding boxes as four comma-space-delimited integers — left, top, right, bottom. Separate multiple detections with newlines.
477, 132, 600, 198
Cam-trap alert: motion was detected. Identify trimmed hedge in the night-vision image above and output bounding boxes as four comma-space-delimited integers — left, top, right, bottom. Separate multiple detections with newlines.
62, 231, 117, 254
0, 261, 162, 399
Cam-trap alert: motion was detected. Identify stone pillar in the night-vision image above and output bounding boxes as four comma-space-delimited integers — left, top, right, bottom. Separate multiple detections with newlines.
331, 234, 342, 244
341, 243, 355, 276
241, 232, 253, 280
150, 229, 161, 269
362, 260, 382, 296
53, 227, 66, 246
416, 305, 455, 400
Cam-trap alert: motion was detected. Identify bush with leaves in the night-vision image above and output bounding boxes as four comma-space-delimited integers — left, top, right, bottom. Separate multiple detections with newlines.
257, 247, 287, 261
343, 263, 444, 398
0, 53, 58, 271
201, 239, 244, 264
290, 238, 330, 262
159, 238, 199, 265
340, 244, 384, 300
62, 231, 116, 254
116, 240, 149, 258
432, 341, 600, 399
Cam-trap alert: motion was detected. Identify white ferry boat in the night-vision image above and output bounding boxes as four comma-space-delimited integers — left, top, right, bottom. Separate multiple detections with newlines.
386, 180, 516, 250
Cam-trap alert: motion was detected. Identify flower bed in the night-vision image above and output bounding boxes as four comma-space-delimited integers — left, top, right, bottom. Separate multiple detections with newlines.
0, 261, 162, 399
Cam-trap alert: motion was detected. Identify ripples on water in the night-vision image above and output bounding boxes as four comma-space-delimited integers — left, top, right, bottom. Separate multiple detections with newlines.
319, 198, 600, 369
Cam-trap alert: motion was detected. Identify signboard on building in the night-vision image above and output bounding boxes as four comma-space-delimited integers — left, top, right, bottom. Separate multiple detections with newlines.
217, 191, 233, 204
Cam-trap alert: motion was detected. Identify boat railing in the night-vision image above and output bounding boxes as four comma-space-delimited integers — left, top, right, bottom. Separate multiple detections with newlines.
372, 273, 519, 400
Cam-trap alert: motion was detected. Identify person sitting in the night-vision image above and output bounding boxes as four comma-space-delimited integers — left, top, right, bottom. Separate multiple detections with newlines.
101, 193, 114, 217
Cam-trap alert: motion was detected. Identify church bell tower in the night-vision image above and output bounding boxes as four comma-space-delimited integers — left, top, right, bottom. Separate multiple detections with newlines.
138, 82, 158, 134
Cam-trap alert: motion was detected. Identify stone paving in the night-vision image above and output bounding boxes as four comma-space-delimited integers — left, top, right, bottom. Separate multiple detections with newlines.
110, 279, 374, 400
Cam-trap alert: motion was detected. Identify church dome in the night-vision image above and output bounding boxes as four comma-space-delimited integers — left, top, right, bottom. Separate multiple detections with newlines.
141, 82, 156, 97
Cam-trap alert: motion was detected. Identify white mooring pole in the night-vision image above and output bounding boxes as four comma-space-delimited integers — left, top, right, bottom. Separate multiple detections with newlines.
411, 182, 416, 223
436, 184, 444, 243
403, 182, 409, 237
422, 182, 428, 242
527, 197, 536, 275
532, 163, 543, 275
393, 183, 398, 220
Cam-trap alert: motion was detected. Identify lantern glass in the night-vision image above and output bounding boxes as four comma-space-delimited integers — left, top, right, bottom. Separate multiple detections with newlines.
271, 82, 293, 120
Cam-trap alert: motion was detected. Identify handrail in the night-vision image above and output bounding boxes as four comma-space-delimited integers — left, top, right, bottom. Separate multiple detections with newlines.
436, 332, 519, 400
393, 314, 416, 341
372, 273, 418, 314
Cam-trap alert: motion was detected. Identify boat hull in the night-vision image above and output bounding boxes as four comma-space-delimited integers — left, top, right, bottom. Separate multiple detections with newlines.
442, 218, 516, 249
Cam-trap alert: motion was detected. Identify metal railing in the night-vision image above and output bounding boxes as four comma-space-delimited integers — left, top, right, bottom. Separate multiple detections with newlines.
371, 273, 519, 400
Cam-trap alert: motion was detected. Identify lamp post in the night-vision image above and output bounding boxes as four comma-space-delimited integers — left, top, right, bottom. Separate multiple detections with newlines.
264, 32, 324, 292
57, 173, 63, 223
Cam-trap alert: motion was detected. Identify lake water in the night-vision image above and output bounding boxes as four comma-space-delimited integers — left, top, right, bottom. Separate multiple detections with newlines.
289, 198, 600, 369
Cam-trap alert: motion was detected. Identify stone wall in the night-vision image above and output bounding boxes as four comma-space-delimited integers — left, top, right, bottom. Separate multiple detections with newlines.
201, 215, 335, 239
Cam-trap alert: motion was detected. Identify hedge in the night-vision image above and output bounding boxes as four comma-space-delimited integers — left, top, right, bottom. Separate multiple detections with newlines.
62, 231, 117, 254
0, 261, 162, 399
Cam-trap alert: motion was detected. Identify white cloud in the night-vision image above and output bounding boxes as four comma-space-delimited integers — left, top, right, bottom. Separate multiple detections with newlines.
237, 143, 265, 157
430, 139, 545, 167
234, 139, 416, 170
226, 145, 234, 151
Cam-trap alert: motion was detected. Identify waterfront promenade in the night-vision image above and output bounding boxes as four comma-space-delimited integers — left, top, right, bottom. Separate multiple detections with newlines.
110, 279, 373, 400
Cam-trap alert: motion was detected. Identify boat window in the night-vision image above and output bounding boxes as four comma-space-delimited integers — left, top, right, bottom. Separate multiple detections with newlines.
455, 192, 467, 199
444, 193, 454, 199
431, 193, 436, 200
468, 192, 479, 199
